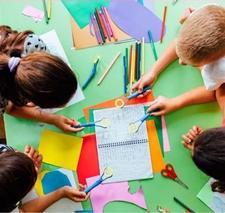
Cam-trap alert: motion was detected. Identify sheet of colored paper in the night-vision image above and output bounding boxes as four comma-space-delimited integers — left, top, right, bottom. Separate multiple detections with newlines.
61, 0, 110, 29
86, 176, 147, 213
38, 129, 83, 170
22, 5, 44, 22
83, 93, 154, 121
77, 134, 100, 185
108, 0, 164, 42
35, 168, 83, 211
147, 120, 165, 172
161, 115, 171, 152
197, 179, 225, 212
71, 16, 131, 49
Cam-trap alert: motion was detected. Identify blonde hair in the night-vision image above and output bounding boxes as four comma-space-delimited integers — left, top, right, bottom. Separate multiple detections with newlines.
176, 5, 225, 65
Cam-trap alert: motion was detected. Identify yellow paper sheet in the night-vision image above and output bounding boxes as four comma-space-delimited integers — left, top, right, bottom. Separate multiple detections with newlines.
38, 129, 83, 171
147, 120, 165, 173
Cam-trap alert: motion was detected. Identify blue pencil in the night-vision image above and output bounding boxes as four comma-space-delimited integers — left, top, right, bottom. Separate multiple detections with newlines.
148, 30, 158, 61
123, 55, 127, 94
125, 47, 129, 84
137, 42, 141, 80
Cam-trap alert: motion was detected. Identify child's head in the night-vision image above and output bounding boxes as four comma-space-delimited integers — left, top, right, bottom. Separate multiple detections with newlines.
192, 127, 225, 193
0, 52, 77, 108
0, 151, 37, 212
176, 5, 225, 66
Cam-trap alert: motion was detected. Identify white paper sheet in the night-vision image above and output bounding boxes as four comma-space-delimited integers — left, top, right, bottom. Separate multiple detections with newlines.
93, 105, 153, 183
40, 30, 84, 113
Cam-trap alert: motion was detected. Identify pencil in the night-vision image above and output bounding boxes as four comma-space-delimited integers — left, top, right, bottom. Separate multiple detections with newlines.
97, 52, 121, 85
123, 56, 127, 94
94, 9, 105, 43
42, 0, 49, 24
100, 9, 111, 41
96, 8, 107, 39
91, 15, 102, 45
148, 30, 158, 61
160, 6, 167, 43
141, 37, 145, 76
135, 42, 138, 81
131, 45, 135, 83
173, 197, 196, 213
47, 0, 52, 20
128, 45, 132, 81
125, 47, 129, 83
137, 42, 141, 80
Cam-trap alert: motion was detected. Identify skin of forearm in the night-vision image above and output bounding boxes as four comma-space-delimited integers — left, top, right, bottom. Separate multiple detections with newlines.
173, 86, 216, 110
151, 40, 178, 77
20, 188, 65, 212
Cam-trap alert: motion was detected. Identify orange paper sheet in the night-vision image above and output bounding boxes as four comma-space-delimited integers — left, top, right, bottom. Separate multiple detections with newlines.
147, 120, 165, 172
83, 93, 154, 121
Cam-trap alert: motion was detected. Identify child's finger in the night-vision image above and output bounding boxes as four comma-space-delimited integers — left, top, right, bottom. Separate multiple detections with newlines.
33, 150, 39, 159
182, 134, 192, 143
24, 145, 31, 154
150, 111, 164, 116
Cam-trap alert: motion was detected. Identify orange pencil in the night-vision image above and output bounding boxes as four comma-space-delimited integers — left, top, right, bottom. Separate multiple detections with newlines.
160, 6, 167, 43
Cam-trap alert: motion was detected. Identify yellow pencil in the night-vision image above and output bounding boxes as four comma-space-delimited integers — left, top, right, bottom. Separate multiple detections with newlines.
141, 37, 145, 76
131, 45, 135, 83
47, 0, 52, 20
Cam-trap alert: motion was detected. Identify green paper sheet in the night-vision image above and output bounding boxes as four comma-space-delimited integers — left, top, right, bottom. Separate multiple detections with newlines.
61, 0, 110, 29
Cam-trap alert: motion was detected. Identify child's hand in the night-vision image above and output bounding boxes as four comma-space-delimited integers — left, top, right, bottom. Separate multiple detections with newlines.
52, 115, 84, 133
146, 96, 179, 116
63, 185, 89, 202
181, 126, 203, 151
179, 8, 195, 24
132, 72, 156, 96
24, 145, 43, 173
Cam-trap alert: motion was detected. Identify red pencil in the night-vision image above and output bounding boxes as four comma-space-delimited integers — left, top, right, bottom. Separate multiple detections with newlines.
160, 6, 167, 43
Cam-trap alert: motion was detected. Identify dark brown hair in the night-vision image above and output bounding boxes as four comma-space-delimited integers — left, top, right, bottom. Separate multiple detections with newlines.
192, 127, 225, 193
0, 152, 37, 212
0, 52, 77, 108
0, 25, 33, 57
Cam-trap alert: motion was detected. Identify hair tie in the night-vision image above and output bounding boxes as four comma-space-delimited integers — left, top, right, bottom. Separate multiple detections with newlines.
8, 57, 21, 73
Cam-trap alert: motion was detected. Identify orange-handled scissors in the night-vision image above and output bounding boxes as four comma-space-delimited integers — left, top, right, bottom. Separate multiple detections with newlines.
161, 163, 188, 189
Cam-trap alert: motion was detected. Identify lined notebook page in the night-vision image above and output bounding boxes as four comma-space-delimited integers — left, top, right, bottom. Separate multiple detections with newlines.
94, 105, 153, 183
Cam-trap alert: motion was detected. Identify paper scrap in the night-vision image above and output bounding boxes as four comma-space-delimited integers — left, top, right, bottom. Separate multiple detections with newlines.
94, 105, 153, 183
40, 30, 85, 113
77, 134, 100, 185
87, 175, 147, 213
38, 129, 83, 170
161, 116, 171, 152
22, 5, 44, 22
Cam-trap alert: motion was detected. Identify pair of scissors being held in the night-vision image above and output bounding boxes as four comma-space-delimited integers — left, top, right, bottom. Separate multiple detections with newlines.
161, 163, 188, 189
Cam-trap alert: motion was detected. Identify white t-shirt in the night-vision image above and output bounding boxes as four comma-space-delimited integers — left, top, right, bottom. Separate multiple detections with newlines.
201, 57, 225, 91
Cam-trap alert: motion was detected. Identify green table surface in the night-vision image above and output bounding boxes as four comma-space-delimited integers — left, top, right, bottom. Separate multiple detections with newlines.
1, 0, 224, 212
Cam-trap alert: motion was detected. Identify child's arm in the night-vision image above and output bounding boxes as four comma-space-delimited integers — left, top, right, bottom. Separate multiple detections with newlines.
20, 186, 88, 212
216, 84, 225, 119
5, 103, 83, 132
147, 86, 216, 116
132, 40, 178, 92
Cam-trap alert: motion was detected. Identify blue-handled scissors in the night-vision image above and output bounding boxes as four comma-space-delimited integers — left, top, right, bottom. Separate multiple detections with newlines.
127, 86, 151, 100
72, 118, 110, 129
84, 167, 113, 193
82, 58, 99, 90
128, 112, 150, 133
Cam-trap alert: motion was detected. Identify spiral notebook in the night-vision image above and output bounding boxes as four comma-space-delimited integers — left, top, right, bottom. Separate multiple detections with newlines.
93, 105, 153, 183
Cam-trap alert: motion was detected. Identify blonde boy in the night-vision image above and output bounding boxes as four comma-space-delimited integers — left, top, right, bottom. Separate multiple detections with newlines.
133, 5, 225, 117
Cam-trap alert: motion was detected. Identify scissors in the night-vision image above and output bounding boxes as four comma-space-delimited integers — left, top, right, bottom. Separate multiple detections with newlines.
161, 164, 188, 189
72, 118, 111, 129
84, 167, 113, 193
128, 112, 150, 133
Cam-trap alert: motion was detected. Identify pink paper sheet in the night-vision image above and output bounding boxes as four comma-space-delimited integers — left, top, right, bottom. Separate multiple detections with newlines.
22, 5, 44, 22
86, 176, 147, 213
161, 116, 170, 152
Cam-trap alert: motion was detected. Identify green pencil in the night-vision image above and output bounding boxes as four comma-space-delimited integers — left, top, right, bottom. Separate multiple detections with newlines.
42, 0, 49, 24
173, 197, 196, 213
148, 30, 158, 61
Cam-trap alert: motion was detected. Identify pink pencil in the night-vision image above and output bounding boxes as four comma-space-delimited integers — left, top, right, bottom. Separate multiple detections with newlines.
102, 7, 117, 41
91, 15, 102, 45
100, 10, 111, 41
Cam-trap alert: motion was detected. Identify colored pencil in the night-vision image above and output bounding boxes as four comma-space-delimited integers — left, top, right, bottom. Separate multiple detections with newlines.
42, 0, 49, 24
103, 7, 117, 41
47, 0, 52, 20
131, 45, 135, 83
128, 45, 133, 81
91, 15, 102, 44
100, 9, 111, 41
125, 47, 129, 83
135, 42, 138, 81
141, 37, 145, 76
96, 8, 107, 39
160, 6, 167, 43
123, 56, 127, 94
137, 42, 141, 80
94, 9, 105, 43
148, 30, 158, 61
97, 52, 121, 85
173, 197, 196, 213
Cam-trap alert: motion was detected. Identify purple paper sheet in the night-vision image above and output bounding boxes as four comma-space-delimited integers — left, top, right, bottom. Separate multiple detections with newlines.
86, 176, 147, 213
108, 0, 165, 42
